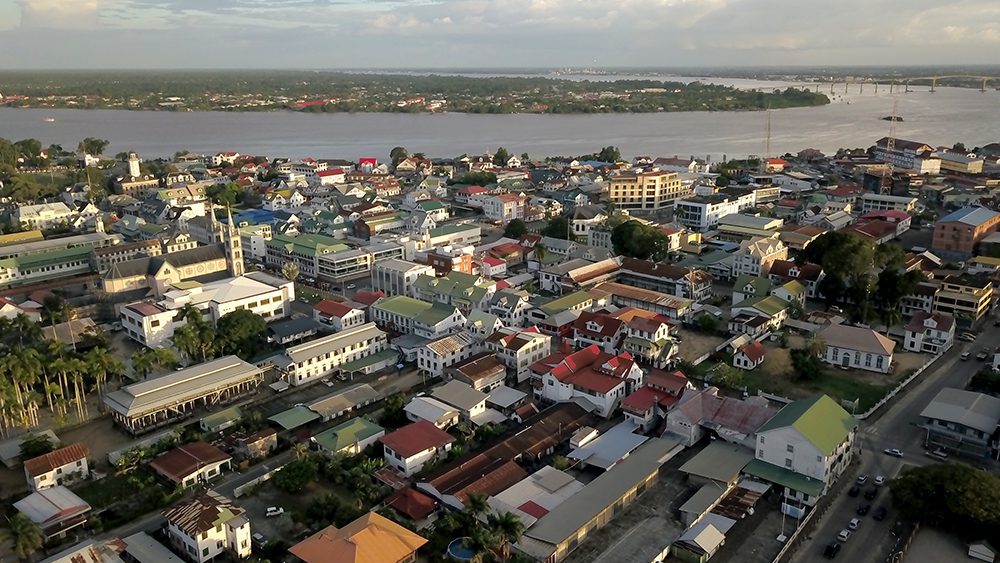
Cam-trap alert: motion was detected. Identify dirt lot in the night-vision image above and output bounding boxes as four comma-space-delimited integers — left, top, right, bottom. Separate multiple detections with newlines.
674, 328, 726, 363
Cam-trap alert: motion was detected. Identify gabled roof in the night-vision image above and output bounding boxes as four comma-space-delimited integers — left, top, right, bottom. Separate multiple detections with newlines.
149, 442, 230, 484
757, 395, 857, 455
820, 324, 895, 355
380, 420, 454, 458
768, 260, 823, 282
905, 311, 955, 334
937, 206, 1000, 227
162, 490, 245, 536
289, 512, 427, 563
737, 341, 767, 363
23, 443, 88, 478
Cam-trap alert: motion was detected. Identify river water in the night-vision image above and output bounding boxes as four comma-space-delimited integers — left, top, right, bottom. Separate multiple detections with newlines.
1, 77, 998, 161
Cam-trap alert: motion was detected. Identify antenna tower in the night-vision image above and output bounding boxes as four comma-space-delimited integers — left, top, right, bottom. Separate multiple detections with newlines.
760, 107, 772, 174
881, 98, 898, 194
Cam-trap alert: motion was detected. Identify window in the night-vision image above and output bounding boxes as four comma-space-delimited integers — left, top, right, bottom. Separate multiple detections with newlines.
786, 444, 794, 453
202, 547, 210, 557
785, 458, 793, 468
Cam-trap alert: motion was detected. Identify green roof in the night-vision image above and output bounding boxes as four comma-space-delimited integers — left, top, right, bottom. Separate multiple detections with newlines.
733, 275, 772, 296
414, 272, 490, 304
779, 280, 807, 298
266, 233, 349, 257
268, 406, 321, 430
201, 406, 242, 430
313, 417, 385, 453
734, 295, 789, 317
14, 246, 93, 269
374, 295, 433, 319
757, 395, 857, 455
743, 458, 825, 497
338, 348, 398, 372
414, 302, 460, 326
418, 200, 445, 211
539, 290, 593, 315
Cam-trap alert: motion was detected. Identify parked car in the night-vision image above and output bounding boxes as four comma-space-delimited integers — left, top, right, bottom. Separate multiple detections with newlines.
927, 449, 949, 460
848, 517, 861, 530
322, 378, 336, 387
837, 529, 851, 542
864, 488, 879, 501
960, 332, 977, 342
961, 351, 971, 361
873, 506, 888, 521
824, 542, 842, 558
346, 283, 357, 289
847, 485, 861, 497
883, 448, 904, 457
874, 475, 886, 486
856, 504, 871, 516
251, 533, 268, 548
265, 507, 285, 518
856, 474, 868, 485
977, 349, 990, 361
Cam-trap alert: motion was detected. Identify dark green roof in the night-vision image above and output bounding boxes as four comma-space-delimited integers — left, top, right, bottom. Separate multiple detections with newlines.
743, 458, 825, 497
757, 395, 857, 455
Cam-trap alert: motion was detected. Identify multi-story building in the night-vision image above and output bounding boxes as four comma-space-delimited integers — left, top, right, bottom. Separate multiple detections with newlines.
673, 192, 757, 231
933, 273, 994, 328
489, 289, 534, 328
485, 326, 552, 383
937, 151, 985, 175
747, 395, 856, 514
265, 233, 349, 278
0, 246, 95, 288
91, 240, 162, 273
372, 296, 466, 339
919, 388, 1000, 459
609, 168, 690, 211
873, 137, 940, 174
533, 344, 645, 417
371, 259, 435, 297
819, 324, 895, 373
768, 260, 825, 299
238, 224, 272, 259
12, 202, 77, 230
425, 246, 474, 276
290, 513, 427, 563
732, 237, 788, 278
858, 193, 918, 214
619, 310, 674, 369
23, 443, 89, 493
903, 312, 955, 354
276, 322, 388, 386
932, 206, 1000, 258
163, 491, 252, 563
481, 194, 525, 222
418, 332, 479, 379
412, 271, 496, 312
380, 420, 455, 476
316, 248, 373, 280
618, 258, 713, 302
313, 299, 366, 331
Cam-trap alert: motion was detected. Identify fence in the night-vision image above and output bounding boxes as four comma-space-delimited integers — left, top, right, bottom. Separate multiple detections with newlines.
233, 464, 286, 498
758, 390, 794, 405
856, 351, 944, 420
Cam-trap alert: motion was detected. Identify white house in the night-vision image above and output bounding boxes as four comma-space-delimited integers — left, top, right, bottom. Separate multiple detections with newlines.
673, 192, 757, 231
13, 202, 76, 230
23, 443, 89, 493
380, 420, 455, 476
150, 442, 232, 489
732, 237, 788, 278
372, 259, 436, 297
490, 290, 533, 328
536, 344, 644, 417
733, 341, 767, 371
163, 490, 252, 563
418, 332, 479, 379
277, 322, 389, 386
313, 299, 366, 331
430, 380, 489, 423
749, 395, 857, 515
819, 324, 895, 374
481, 194, 525, 223
903, 311, 955, 354
485, 326, 553, 383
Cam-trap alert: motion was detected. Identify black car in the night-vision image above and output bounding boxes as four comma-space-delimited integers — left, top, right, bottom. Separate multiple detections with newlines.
824, 542, 842, 559
847, 486, 860, 497
864, 487, 879, 500
873, 506, 888, 521
856, 503, 871, 516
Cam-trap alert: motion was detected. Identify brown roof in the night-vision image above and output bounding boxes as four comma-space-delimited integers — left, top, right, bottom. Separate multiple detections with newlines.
905, 311, 955, 334
149, 442, 231, 484
387, 488, 438, 521
379, 420, 454, 459
820, 324, 896, 356
162, 490, 245, 536
768, 260, 823, 282
620, 257, 694, 280
738, 341, 767, 363
450, 352, 506, 382
423, 455, 528, 504
289, 512, 427, 563
23, 443, 88, 478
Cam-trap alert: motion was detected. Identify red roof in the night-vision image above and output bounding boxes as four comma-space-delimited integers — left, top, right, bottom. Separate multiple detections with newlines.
380, 420, 454, 459
458, 186, 488, 195
313, 299, 356, 319
387, 488, 438, 521
316, 169, 344, 177
150, 442, 230, 484
350, 291, 385, 307
767, 158, 789, 165
358, 158, 378, 165
481, 256, 505, 267
645, 369, 689, 393
23, 443, 88, 478
621, 386, 680, 415
738, 341, 767, 363
861, 210, 910, 222
518, 500, 549, 519
495, 280, 511, 290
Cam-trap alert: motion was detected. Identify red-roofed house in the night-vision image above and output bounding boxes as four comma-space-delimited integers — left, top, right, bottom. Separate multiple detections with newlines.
23, 443, 89, 492
617, 308, 675, 368
150, 442, 232, 488
478, 256, 507, 278
357, 157, 378, 172
317, 168, 346, 185
903, 311, 955, 354
380, 420, 455, 476
622, 370, 692, 431
536, 344, 644, 417
733, 340, 767, 370
347, 291, 385, 321
572, 311, 627, 354
766, 158, 790, 172
456, 185, 489, 205
313, 299, 365, 331
387, 487, 439, 526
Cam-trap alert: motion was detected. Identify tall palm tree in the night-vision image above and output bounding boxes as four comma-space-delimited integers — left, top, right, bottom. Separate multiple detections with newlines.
486, 511, 525, 562
0, 513, 44, 561
807, 334, 827, 357
466, 493, 490, 521
84, 347, 124, 401
291, 443, 309, 461
131, 349, 155, 381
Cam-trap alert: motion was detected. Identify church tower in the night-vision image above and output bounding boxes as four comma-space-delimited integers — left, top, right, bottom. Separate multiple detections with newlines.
225, 205, 245, 277
127, 152, 141, 178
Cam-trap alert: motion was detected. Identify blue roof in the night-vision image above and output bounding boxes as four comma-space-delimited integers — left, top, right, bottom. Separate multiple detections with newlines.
233, 209, 277, 225
939, 206, 1000, 227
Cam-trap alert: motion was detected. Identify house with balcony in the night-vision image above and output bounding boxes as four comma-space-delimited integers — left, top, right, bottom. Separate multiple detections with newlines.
484, 326, 553, 383
163, 491, 252, 563
571, 311, 626, 354
417, 332, 479, 379
490, 289, 533, 328
919, 388, 1000, 459
618, 258, 713, 302
744, 395, 857, 516
372, 296, 466, 339
729, 296, 790, 336
618, 309, 674, 369
380, 420, 455, 476
903, 312, 955, 354
768, 260, 825, 299
933, 274, 994, 329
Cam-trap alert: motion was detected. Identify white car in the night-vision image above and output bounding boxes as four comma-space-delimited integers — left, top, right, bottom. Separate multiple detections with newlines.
265, 507, 284, 518
837, 529, 851, 542
874, 475, 886, 486
883, 448, 904, 458
848, 517, 861, 530
346, 283, 357, 289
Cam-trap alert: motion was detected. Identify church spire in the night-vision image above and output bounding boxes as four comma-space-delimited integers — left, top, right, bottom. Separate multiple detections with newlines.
224, 204, 244, 277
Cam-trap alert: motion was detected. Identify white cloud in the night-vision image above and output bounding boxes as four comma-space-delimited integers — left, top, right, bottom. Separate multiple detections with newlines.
16, 0, 99, 28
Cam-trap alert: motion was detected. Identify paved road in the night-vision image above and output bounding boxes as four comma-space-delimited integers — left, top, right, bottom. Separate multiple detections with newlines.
791, 325, 999, 563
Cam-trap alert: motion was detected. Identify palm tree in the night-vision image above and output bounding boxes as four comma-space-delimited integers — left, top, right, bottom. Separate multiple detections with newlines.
807, 334, 827, 357
84, 347, 124, 401
291, 443, 309, 461
0, 513, 44, 561
466, 492, 490, 521
281, 261, 300, 282
172, 324, 200, 363
131, 349, 155, 381
486, 512, 525, 562
533, 242, 548, 264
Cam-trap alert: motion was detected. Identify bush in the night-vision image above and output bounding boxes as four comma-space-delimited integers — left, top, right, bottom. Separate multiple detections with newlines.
790, 348, 825, 381
273, 460, 317, 492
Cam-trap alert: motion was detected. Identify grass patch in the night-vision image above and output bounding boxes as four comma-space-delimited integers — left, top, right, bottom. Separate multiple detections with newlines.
741, 369, 890, 412
77, 468, 158, 509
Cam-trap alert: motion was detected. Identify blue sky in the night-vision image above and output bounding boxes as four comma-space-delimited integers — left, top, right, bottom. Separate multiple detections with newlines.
1, 0, 999, 69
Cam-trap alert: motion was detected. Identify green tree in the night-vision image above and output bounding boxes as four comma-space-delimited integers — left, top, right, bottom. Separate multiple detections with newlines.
502, 218, 528, 239
40, 294, 73, 327
875, 269, 922, 327
389, 146, 409, 166
712, 362, 744, 389
281, 261, 300, 282
596, 146, 621, 163
790, 348, 825, 381
379, 393, 407, 428
696, 313, 719, 334
611, 220, 669, 261
891, 463, 1000, 545
273, 459, 317, 492
19, 433, 55, 458
0, 513, 45, 561
486, 511, 526, 562
806, 334, 827, 358
206, 182, 243, 206
215, 310, 266, 359
77, 137, 110, 157
130, 347, 176, 380
540, 216, 571, 240
817, 274, 846, 309
459, 171, 497, 185
493, 147, 511, 167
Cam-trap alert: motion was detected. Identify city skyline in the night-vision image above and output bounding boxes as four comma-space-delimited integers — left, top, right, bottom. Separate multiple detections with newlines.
2, 0, 1000, 69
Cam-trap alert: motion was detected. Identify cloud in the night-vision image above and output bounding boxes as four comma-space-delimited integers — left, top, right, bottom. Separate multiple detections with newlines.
15, 0, 99, 28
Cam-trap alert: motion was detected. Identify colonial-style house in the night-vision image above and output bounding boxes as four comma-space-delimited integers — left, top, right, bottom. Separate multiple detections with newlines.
903, 311, 955, 354
819, 324, 895, 374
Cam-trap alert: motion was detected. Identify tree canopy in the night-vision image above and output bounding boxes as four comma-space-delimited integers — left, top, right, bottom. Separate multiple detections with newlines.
891, 463, 1000, 545
611, 220, 670, 261
493, 147, 511, 166
502, 218, 528, 239
215, 310, 267, 359
540, 216, 571, 240
77, 137, 109, 157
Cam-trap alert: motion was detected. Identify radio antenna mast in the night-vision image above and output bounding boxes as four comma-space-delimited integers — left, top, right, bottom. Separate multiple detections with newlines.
881, 98, 898, 194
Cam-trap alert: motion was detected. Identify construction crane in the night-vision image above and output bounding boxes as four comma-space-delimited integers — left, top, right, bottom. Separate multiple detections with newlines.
881, 98, 898, 194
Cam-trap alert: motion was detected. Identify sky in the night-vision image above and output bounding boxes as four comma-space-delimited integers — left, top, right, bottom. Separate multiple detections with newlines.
1, 0, 999, 69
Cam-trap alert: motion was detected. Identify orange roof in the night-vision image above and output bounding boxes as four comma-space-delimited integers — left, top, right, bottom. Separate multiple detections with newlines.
289, 512, 427, 563
23, 443, 88, 478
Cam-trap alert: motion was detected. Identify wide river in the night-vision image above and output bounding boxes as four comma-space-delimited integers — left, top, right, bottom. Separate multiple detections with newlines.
1, 76, 998, 160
